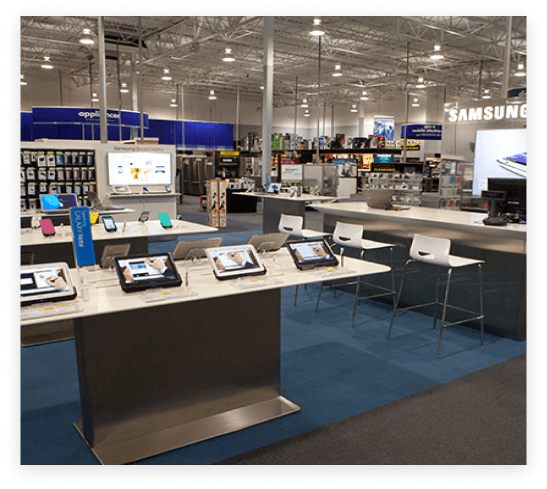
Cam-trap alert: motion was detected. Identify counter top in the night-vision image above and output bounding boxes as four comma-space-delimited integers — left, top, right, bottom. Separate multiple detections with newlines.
21, 249, 389, 326
311, 201, 526, 239
21, 219, 218, 247
236, 191, 336, 203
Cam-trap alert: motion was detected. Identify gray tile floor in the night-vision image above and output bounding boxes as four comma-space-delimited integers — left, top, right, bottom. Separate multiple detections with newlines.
176, 194, 325, 232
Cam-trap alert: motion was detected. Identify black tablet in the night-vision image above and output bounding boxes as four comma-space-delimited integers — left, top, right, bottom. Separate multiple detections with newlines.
21, 262, 77, 306
247, 232, 289, 252
286, 239, 339, 270
114, 253, 182, 292
205, 245, 267, 280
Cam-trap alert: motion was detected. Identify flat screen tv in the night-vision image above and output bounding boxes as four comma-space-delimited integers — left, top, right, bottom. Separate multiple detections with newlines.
107, 152, 172, 186
472, 128, 526, 196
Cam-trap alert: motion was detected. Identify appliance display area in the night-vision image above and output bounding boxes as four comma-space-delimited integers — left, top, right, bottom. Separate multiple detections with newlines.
472, 128, 526, 196
107, 152, 172, 187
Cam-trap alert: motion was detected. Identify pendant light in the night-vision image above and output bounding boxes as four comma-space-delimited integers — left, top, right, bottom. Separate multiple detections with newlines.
430, 44, 444, 60
92, 93, 99, 102
120, 83, 129, 93
161, 69, 172, 81
208, 90, 217, 100
222, 48, 235, 62
21, 75, 27, 86
350, 104, 358, 112
303, 110, 310, 117
41, 56, 54, 69
309, 18, 325, 36
415, 77, 427, 88
170, 98, 177, 107
79, 28, 95, 45
482, 89, 491, 99
332, 64, 342, 77
514, 64, 526, 77
412, 98, 420, 107
360, 91, 368, 100
301, 97, 309, 108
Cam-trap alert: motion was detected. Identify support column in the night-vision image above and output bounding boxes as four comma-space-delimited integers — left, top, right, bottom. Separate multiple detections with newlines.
262, 16, 274, 186
358, 100, 364, 137
501, 16, 513, 99
316, 35, 322, 164
98, 16, 108, 143
131, 53, 138, 140
138, 16, 144, 143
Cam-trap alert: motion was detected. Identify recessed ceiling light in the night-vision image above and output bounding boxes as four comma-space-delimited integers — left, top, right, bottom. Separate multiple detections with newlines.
430, 44, 444, 60
41, 56, 54, 69
223, 48, 235, 62
79, 28, 94, 45
310, 18, 325, 36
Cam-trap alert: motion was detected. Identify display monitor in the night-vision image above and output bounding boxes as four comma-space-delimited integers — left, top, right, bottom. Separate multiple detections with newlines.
21, 262, 77, 306
40, 193, 78, 212
487, 178, 526, 218
107, 152, 172, 186
472, 128, 526, 196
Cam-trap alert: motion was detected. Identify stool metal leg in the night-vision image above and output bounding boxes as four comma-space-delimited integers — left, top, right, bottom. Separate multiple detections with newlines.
478, 263, 484, 347
436, 268, 453, 360
314, 282, 324, 314
389, 247, 396, 314
351, 275, 361, 327
432, 266, 442, 331
386, 259, 412, 340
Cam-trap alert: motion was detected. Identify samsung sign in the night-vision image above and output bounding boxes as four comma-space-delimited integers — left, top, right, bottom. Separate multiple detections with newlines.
446, 103, 527, 123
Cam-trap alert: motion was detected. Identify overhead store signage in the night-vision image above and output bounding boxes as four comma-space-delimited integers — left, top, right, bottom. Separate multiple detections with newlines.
32, 107, 148, 128
401, 124, 442, 140
220, 151, 240, 156
445, 99, 527, 123
70, 207, 95, 267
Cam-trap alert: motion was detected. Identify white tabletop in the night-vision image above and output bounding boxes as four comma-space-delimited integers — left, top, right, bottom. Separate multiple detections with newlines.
20, 248, 389, 326
236, 191, 336, 203
311, 201, 527, 239
21, 208, 135, 219
21, 219, 218, 247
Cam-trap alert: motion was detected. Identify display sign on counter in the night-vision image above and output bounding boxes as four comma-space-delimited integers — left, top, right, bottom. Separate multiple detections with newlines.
70, 207, 96, 267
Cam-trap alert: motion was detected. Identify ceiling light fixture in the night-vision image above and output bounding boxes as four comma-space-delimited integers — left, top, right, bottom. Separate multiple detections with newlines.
482, 89, 491, 99
514, 63, 526, 77
412, 98, 420, 107
360, 91, 368, 100
301, 97, 308, 108
430, 44, 444, 60
332, 64, 342, 77
91, 93, 99, 102
21, 75, 27, 86
170, 98, 177, 107
350, 104, 358, 112
161, 69, 172, 81
416, 77, 427, 88
309, 18, 325, 36
79, 28, 95, 45
41, 56, 54, 69
222, 48, 235, 62
304, 110, 310, 117
120, 83, 129, 93
208, 90, 217, 100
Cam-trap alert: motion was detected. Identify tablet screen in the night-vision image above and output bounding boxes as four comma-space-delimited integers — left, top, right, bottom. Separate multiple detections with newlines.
286, 239, 338, 269
114, 253, 181, 291
206, 245, 266, 279
21, 263, 76, 305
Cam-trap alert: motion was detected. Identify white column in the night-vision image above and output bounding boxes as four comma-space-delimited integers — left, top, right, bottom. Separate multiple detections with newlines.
97, 16, 108, 143
262, 16, 274, 186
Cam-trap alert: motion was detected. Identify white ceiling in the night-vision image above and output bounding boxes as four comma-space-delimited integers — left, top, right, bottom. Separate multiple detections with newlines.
21, 16, 527, 107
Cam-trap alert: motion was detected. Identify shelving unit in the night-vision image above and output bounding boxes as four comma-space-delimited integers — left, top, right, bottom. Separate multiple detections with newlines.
367, 172, 424, 206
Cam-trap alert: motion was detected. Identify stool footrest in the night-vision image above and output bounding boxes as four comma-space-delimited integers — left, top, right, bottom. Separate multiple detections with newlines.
442, 315, 485, 329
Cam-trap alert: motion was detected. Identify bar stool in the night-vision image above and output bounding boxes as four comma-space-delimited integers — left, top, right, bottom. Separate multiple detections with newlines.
386, 234, 485, 360
278, 214, 330, 306
314, 221, 397, 327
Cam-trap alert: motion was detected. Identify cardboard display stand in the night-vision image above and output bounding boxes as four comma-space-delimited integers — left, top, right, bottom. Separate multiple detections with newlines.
207, 179, 227, 228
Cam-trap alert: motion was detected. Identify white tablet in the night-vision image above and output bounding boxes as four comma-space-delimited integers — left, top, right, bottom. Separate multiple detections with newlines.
205, 245, 267, 280
21, 262, 77, 306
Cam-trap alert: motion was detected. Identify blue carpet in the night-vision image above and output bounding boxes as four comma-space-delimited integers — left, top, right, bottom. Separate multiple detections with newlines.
20, 231, 526, 465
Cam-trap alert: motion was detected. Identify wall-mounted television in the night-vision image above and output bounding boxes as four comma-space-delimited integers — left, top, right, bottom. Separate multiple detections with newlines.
472, 128, 526, 196
107, 152, 172, 186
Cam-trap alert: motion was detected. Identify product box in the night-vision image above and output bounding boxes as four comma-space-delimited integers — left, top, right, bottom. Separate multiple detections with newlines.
207, 179, 227, 228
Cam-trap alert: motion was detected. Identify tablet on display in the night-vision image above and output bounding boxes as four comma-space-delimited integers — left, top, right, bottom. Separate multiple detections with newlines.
205, 245, 266, 280
21, 262, 77, 306
114, 253, 182, 292
286, 239, 338, 270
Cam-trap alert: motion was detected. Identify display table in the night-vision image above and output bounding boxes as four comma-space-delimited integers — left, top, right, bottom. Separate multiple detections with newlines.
311, 201, 526, 340
21, 249, 389, 464
20, 207, 135, 228
236, 192, 335, 233
21, 219, 218, 268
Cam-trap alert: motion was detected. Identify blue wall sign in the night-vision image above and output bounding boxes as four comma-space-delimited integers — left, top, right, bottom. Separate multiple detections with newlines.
70, 207, 96, 267
32, 107, 148, 128
401, 124, 443, 140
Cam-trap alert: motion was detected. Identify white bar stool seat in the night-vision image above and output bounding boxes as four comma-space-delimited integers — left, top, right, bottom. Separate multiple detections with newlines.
386, 234, 485, 360
315, 221, 397, 326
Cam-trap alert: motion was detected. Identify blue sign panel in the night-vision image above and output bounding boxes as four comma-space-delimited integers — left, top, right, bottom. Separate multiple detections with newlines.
32, 107, 148, 128
184, 121, 233, 149
401, 124, 443, 140
70, 207, 96, 267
